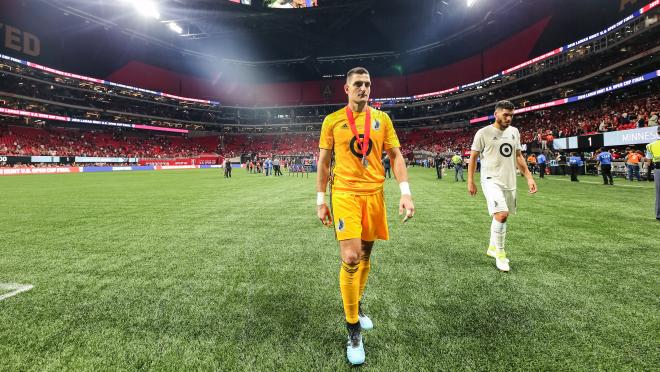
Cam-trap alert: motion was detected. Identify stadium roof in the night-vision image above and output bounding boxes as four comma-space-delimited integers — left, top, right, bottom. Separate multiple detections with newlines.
37, 0, 561, 76
7, 0, 639, 82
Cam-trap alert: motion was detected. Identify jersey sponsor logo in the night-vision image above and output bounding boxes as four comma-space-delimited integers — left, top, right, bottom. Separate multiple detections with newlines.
337, 218, 345, 232
372, 120, 381, 130
349, 134, 374, 159
499, 143, 513, 157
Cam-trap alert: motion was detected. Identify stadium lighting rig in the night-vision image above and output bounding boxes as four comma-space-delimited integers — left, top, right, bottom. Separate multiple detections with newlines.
121, 0, 160, 20
167, 22, 183, 34
467, 0, 477, 7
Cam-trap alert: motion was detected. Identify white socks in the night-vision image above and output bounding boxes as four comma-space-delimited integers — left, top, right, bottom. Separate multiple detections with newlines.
490, 219, 507, 252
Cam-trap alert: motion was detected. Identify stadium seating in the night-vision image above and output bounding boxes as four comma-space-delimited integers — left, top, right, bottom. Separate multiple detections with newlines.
1, 88, 656, 160
0, 123, 219, 158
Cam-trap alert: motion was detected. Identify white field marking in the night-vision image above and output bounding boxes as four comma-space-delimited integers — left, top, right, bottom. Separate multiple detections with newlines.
544, 177, 654, 189
0, 283, 34, 301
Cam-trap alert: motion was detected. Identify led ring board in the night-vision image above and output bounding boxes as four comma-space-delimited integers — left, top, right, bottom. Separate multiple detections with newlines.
265, 0, 318, 8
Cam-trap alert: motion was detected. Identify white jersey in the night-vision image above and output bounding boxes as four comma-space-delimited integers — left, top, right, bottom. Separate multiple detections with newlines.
471, 124, 521, 190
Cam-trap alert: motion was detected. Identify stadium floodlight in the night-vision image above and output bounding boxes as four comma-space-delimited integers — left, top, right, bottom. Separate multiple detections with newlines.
467, 0, 477, 7
131, 0, 160, 19
168, 22, 183, 34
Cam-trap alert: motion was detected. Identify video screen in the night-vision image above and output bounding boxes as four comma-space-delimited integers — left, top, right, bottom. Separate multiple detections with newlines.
228, 0, 252, 4
265, 0, 318, 8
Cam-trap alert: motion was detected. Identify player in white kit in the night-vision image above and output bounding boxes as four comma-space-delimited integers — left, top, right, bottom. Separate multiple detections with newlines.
467, 100, 537, 272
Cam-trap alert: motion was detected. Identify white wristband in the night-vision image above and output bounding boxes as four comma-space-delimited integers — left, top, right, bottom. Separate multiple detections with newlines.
399, 181, 411, 196
316, 192, 326, 206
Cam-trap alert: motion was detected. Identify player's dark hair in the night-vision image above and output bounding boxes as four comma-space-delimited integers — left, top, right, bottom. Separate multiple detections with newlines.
346, 67, 370, 81
495, 100, 515, 111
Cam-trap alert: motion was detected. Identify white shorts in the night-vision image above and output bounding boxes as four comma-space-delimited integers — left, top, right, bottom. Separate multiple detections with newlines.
482, 181, 517, 216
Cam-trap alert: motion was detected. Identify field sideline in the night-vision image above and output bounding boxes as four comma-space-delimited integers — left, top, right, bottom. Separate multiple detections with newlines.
0, 168, 657, 370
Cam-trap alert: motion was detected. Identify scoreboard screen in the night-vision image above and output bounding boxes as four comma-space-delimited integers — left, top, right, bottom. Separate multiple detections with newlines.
577, 133, 604, 149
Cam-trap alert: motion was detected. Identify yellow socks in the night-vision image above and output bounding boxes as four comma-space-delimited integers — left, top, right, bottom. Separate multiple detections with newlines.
339, 261, 360, 324
358, 257, 371, 299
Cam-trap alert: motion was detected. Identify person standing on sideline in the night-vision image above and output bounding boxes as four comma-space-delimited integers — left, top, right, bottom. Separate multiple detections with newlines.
558, 152, 567, 176
467, 100, 537, 272
452, 153, 464, 181
596, 148, 613, 185
224, 157, 232, 178
645, 126, 660, 220
644, 150, 653, 182
625, 148, 642, 181
569, 152, 580, 182
537, 152, 547, 178
382, 154, 392, 178
316, 67, 414, 365
435, 154, 444, 179
264, 158, 271, 176
527, 153, 537, 174
273, 157, 282, 176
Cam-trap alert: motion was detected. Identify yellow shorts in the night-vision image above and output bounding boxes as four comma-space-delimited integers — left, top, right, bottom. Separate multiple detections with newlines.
331, 190, 389, 241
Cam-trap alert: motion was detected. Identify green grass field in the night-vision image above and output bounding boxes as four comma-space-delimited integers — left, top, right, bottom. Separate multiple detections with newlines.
0, 168, 658, 370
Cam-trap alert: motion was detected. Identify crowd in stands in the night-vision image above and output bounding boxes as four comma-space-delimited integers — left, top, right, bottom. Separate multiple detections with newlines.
396, 92, 659, 155
0, 89, 657, 161
0, 124, 218, 158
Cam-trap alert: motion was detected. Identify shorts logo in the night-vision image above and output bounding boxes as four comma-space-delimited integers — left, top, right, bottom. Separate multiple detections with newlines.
337, 218, 345, 232
499, 143, 513, 157
372, 120, 381, 130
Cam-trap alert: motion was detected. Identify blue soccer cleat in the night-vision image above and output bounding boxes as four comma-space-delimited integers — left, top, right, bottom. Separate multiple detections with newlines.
346, 333, 365, 365
345, 322, 365, 365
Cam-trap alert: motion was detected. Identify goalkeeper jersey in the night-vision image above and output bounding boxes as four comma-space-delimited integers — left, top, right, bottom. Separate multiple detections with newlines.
319, 106, 400, 194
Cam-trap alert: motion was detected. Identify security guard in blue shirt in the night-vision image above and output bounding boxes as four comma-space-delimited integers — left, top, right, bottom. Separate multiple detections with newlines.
569, 152, 581, 182
596, 148, 614, 185
537, 153, 547, 178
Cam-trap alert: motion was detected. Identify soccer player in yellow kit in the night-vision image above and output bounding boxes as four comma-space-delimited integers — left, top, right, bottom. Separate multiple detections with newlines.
316, 67, 415, 365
